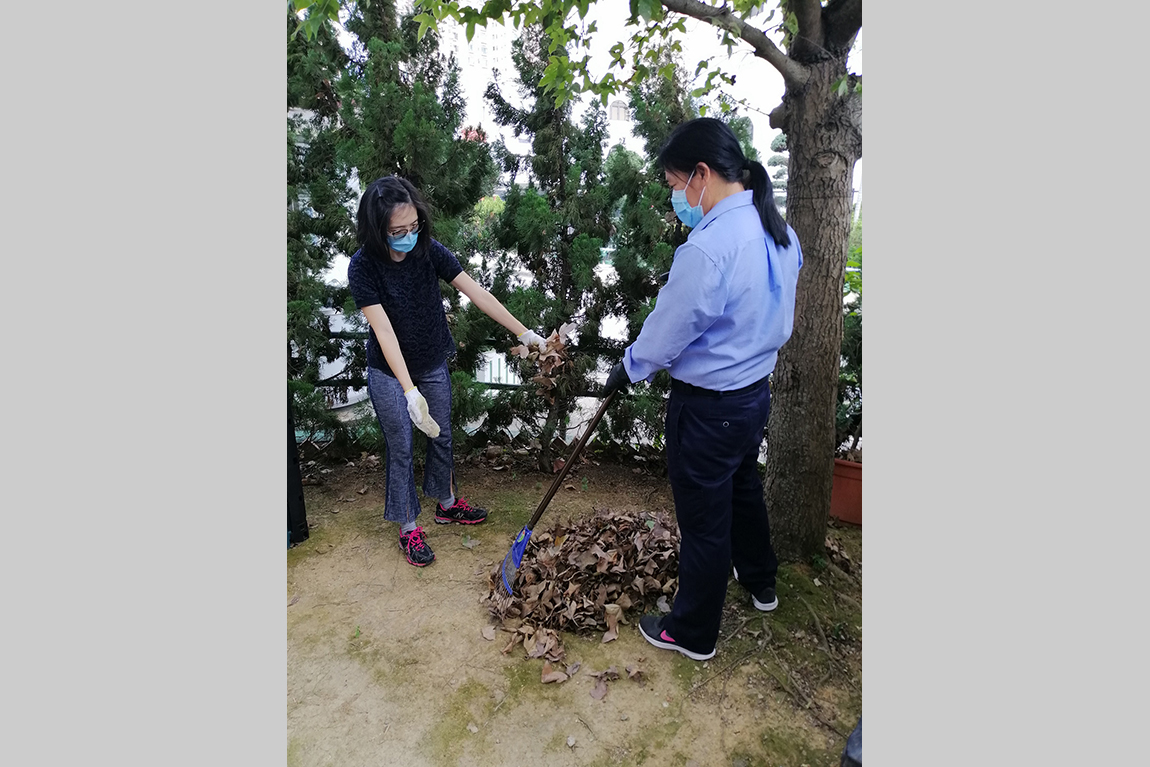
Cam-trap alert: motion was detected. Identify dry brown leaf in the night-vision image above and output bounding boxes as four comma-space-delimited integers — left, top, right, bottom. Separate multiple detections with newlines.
590, 678, 608, 700
501, 633, 523, 655
602, 603, 622, 643
481, 626, 497, 641
541, 662, 569, 684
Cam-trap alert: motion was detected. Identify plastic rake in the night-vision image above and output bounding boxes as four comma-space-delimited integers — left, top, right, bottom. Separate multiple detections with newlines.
500, 392, 616, 595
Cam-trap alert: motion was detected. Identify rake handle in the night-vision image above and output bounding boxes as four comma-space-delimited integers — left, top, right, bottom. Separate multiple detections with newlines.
525, 391, 616, 530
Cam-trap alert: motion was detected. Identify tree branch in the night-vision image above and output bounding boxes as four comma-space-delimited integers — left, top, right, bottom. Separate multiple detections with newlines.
790, 0, 824, 59
660, 0, 809, 90
823, 0, 862, 54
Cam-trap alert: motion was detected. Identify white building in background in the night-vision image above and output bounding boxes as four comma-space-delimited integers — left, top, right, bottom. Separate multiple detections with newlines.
604, 99, 647, 158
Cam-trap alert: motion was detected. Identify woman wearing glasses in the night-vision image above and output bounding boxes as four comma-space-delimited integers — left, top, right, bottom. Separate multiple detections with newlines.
347, 175, 548, 567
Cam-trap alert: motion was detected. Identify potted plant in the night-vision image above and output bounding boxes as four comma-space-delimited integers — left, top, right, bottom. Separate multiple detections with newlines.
831, 219, 862, 525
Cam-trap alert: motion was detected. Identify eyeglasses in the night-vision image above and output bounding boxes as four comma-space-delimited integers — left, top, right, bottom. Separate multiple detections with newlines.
387, 221, 422, 238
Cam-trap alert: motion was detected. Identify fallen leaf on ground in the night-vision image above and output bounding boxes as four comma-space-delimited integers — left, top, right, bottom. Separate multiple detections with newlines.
481, 626, 496, 641
462, 534, 480, 549
541, 661, 568, 684
602, 603, 622, 643
501, 633, 523, 654
567, 736, 576, 748
287, 595, 300, 607
357, 486, 367, 494
590, 678, 608, 700
467, 722, 479, 734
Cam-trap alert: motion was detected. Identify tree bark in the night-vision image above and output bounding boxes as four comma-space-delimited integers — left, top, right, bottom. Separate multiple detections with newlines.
765, 60, 862, 560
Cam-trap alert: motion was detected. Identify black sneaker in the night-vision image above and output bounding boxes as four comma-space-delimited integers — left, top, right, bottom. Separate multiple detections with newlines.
638, 615, 716, 661
434, 497, 488, 525
732, 566, 778, 612
399, 526, 435, 566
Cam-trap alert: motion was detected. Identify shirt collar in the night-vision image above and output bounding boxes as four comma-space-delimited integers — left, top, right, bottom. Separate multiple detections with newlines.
689, 189, 755, 237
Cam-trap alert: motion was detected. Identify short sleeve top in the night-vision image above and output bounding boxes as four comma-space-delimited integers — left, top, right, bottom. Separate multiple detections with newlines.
346, 238, 464, 378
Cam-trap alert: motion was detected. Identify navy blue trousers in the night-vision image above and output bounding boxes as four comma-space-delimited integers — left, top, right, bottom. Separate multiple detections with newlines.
662, 377, 779, 651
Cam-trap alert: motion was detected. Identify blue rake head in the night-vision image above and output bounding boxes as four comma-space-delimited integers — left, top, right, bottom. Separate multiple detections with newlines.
500, 526, 533, 595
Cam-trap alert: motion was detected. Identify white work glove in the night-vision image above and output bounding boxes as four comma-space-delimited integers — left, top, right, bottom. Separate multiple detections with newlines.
404, 386, 440, 438
517, 329, 548, 352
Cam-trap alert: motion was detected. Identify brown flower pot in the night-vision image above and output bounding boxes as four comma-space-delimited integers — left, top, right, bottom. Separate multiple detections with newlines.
830, 459, 862, 526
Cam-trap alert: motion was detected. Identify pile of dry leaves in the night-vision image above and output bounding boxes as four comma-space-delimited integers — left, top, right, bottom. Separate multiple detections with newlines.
484, 508, 681, 640
481, 508, 673, 694
507, 322, 576, 404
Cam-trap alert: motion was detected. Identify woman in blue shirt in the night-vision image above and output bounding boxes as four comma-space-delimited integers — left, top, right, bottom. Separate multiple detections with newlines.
347, 176, 547, 567
602, 118, 803, 660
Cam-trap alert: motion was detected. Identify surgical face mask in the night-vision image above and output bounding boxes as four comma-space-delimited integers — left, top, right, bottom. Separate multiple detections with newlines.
387, 231, 419, 252
670, 169, 706, 228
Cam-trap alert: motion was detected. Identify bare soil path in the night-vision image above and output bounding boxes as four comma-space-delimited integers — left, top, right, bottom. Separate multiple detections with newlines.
288, 456, 862, 767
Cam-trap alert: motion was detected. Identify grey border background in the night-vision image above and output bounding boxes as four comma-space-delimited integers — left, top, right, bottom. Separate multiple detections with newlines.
4, 1, 1148, 764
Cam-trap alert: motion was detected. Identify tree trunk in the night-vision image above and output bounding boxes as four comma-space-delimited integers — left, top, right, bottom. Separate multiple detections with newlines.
538, 398, 561, 472
765, 60, 862, 561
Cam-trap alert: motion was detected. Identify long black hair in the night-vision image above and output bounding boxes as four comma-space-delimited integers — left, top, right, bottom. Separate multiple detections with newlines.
658, 117, 790, 248
356, 175, 434, 259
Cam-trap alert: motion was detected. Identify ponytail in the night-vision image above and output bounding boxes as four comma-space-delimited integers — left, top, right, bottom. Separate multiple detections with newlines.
745, 159, 789, 248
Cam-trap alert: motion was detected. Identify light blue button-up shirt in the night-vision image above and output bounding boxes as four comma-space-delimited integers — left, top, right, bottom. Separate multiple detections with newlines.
622, 190, 803, 391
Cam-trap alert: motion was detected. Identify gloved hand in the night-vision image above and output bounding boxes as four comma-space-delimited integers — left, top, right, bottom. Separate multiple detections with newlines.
517, 329, 548, 352
602, 361, 631, 397
404, 386, 441, 438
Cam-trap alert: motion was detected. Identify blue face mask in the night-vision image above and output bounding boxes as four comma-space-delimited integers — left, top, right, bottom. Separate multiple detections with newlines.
387, 231, 419, 253
670, 169, 706, 228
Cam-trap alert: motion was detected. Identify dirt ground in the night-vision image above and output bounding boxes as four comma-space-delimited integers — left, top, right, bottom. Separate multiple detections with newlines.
287, 451, 862, 767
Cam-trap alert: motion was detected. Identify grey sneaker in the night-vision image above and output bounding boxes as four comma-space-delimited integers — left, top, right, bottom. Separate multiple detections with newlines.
732, 566, 778, 612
